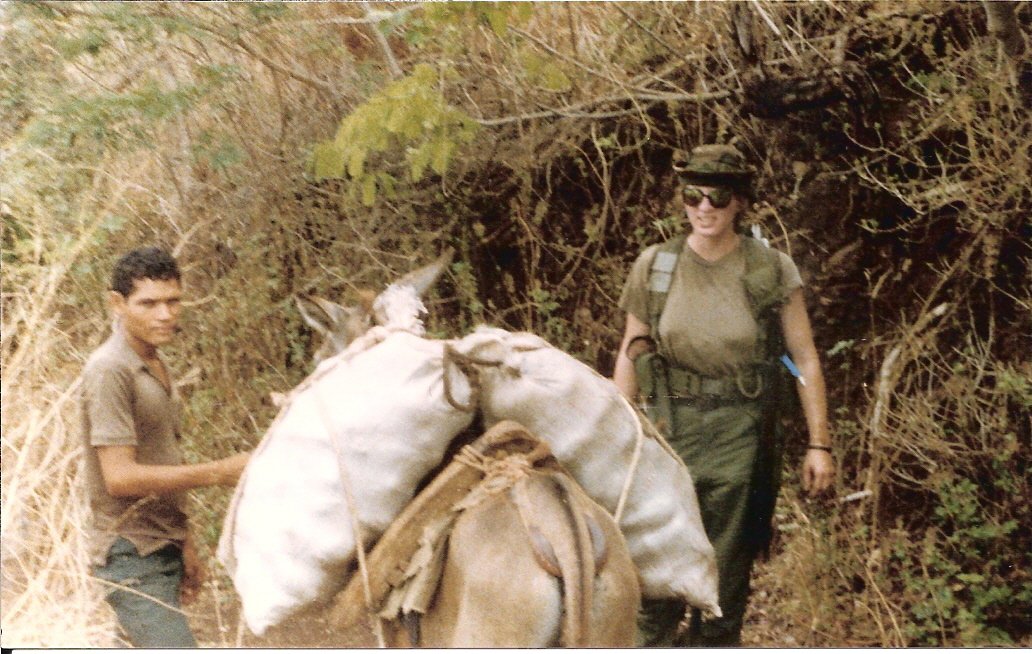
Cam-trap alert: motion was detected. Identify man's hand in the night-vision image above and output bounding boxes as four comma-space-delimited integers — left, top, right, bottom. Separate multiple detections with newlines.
180, 534, 205, 605
802, 449, 835, 495
215, 451, 251, 486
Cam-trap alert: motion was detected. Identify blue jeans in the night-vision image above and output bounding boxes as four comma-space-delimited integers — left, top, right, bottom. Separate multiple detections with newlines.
93, 537, 197, 647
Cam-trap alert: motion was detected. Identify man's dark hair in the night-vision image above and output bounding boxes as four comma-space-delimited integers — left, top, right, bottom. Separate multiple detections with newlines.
110, 247, 181, 297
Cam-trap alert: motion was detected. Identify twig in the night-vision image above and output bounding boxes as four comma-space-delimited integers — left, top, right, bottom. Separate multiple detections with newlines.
613, 3, 687, 65
363, 4, 403, 79
253, 6, 420, 30
474, 89, 731, 126
749, 0, 800, 60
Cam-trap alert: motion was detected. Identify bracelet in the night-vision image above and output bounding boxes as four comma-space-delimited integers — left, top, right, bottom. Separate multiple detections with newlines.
807, 444, 833, 453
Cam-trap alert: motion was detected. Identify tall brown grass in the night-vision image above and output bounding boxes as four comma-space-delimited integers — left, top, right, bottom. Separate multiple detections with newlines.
1, 221, 118, 646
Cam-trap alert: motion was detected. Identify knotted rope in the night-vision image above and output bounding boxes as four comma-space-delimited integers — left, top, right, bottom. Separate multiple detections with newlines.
441, 344, 503, 413
452, 445, 537, 512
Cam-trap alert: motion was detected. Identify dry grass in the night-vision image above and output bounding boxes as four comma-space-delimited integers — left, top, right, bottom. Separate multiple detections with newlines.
1, 228, 119, 647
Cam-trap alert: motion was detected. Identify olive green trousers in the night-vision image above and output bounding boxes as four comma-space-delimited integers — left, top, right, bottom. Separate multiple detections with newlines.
638, 401, 764, 647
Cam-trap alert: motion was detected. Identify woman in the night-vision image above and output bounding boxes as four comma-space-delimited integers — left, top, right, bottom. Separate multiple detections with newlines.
613, 144, 835, 646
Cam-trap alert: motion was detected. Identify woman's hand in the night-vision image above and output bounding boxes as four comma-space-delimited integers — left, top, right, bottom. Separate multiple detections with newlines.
802, 448, 835, 495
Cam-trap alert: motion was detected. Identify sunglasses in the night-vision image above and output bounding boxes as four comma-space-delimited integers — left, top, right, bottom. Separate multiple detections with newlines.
682, 185, 734, 209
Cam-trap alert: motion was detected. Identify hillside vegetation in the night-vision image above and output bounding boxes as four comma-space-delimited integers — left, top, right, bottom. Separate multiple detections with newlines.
2, 2, 1029, 647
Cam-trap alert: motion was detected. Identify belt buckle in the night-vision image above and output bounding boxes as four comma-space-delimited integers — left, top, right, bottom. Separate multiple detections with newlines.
736, 368, 764, 400
695, 395, 720, 411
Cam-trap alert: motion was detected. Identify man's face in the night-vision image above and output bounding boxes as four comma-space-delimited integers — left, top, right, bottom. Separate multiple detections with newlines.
110, 277, 183, 351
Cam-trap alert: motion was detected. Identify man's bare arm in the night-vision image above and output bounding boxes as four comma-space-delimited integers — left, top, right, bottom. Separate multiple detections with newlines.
96, 445, 249, 498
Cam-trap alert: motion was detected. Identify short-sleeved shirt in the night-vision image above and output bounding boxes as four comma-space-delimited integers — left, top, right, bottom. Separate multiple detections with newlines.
619, 237, 803, 377
79, 326, 189, 566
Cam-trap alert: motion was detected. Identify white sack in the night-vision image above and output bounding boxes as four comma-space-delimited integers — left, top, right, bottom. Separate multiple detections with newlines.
452, 327, 720, 614
218, 331, 474, 635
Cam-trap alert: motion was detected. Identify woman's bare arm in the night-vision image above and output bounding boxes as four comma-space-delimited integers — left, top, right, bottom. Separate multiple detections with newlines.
613, 312, 651, 400
780, 288, 836, 494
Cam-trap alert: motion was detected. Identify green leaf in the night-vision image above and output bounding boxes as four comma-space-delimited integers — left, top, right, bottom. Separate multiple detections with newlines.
485, 8, 509, 37
360, 174, 377, 206
539, 62, 572, 92
513, 3, 534, 22
430, 139, 454, 175
385, 106, 406, 133
955, 573, 985, 584
376, 172, 397, 198
55, 29, 110, 59
409, 146, 431, 181
347, 148, 366, 178
827, 339, 856, 357
311, 141, 345, 180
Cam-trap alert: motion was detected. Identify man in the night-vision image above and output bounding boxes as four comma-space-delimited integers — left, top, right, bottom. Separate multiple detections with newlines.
80, 246, 250, 647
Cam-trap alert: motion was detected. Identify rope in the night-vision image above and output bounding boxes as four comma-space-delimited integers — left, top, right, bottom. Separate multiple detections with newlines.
441, 344, 502, 413
312, 385, 387, 648
452, 445, 536, 512
613, 394, 646, 523
452, 443, 490, 471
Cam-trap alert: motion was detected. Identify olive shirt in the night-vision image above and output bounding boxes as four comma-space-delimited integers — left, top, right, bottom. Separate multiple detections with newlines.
618, 237, 803, 377
79, 326, 189, 567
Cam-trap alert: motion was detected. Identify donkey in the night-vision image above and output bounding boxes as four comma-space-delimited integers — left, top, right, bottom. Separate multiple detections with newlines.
412, 441, 641, 647
295, 249, 455, 365
295, 254, 640, 647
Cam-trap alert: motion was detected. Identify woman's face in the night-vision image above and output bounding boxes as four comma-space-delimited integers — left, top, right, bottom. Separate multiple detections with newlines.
682, 184, 743, 238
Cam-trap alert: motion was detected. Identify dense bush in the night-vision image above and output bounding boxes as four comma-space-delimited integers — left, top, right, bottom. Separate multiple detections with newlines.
2, 2, 1028, 646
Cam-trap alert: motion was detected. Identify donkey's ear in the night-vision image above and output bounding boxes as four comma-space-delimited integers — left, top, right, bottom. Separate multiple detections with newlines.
295, 295, 346, 336
394, 248, 454, 297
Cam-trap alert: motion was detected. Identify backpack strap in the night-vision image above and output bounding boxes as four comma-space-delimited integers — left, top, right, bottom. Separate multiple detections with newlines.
740, 235, 787, 362
645, 233, 687, 343
738, 234, 793, 560
645, 232, 785, 349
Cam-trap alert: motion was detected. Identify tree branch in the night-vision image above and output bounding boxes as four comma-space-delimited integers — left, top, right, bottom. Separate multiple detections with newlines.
363, 4, 403, 79
983, 0, 1026, 58
474, 89, 731, 126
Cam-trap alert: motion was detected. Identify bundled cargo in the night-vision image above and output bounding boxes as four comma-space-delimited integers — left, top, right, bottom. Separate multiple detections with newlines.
450, 327, 720, 614
218, 330, 475, 635
220, 284, 719, 635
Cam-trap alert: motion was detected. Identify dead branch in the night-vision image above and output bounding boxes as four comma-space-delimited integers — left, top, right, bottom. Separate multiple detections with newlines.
983, 0, 1027, 58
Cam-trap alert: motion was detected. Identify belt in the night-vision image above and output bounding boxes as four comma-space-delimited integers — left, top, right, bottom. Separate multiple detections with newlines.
665, 364, 766, 407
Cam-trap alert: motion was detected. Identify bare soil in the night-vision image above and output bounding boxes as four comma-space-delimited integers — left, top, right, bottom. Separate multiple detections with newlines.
187, 581, 381, 648
189, 565, 792, 648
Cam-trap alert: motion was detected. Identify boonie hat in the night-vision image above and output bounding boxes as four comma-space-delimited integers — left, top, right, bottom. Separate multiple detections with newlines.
674, 144, 755, 187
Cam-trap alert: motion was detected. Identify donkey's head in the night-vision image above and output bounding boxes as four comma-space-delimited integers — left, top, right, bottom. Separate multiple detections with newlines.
295, 249, 453, 365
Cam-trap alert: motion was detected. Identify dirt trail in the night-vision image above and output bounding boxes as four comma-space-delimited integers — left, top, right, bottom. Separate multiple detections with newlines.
741, 558, 803, 648
191, 566, 796, 648
189, 588, 379, 648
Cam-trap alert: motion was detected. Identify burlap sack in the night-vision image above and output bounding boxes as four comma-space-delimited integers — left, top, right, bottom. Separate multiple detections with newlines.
218, 331, 474, 635
451, 327, 720, 614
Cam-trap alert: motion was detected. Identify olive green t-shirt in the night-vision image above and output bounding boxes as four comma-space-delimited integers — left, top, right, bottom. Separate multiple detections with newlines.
619, 237, 803, 377
79, 327, 189, 566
